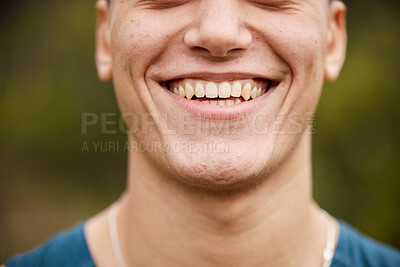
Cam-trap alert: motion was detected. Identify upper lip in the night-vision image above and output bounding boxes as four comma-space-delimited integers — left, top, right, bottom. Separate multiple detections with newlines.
157, 71, 279, 83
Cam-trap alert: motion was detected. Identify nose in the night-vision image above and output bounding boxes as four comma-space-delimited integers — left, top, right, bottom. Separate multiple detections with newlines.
184, 1, 252, 58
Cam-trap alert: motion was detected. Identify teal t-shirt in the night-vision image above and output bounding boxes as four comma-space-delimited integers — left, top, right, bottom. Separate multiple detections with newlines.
6, 220, 400, 267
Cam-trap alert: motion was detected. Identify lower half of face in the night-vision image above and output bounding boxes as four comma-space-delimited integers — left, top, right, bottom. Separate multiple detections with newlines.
110, 0, 328, 192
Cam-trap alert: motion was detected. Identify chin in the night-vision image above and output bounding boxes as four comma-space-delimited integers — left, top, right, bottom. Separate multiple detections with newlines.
163, 143, 275, 195
159, 127, 305, 195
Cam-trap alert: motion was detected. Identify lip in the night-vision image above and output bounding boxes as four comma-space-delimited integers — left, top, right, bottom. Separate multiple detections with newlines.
160, 81, 278, 120
158, 71, 277, 84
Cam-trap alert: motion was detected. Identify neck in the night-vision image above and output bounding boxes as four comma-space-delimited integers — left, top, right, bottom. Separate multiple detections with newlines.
114, 134, 327, 266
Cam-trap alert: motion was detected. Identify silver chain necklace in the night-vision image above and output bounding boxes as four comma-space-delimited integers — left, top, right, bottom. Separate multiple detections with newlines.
108, 203, 126, 267
108, 204, 335, 267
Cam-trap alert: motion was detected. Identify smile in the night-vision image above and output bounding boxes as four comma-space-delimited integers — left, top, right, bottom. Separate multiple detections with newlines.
157, 75, 280, 120
163, 78, 272, 106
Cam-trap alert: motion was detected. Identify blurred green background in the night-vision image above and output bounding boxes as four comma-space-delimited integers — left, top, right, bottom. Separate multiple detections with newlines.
0, 0, 399, 262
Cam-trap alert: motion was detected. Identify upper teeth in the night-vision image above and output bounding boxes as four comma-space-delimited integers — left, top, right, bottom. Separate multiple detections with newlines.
206, 82, 218, 98
168, 80, 268, 101
195, 83, 205, 98
185, 83, 194, 100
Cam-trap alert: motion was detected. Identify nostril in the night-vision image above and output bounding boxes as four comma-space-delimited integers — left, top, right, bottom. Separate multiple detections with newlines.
184, 22, 252, 58
192, 46, 209, 53
192, 43, 241, 58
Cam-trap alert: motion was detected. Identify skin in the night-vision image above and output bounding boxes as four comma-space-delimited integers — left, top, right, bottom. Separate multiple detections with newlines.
84, 0, 347, 266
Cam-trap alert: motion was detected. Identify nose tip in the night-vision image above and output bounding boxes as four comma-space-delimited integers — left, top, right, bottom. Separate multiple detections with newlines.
184, 8, 252, 58
184, 27, 252, 57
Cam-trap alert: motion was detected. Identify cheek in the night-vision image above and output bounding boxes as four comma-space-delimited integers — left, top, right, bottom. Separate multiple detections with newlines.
251, 14, 327, 127
273, 18, 324, 76
273, 16, 326, 109
111, 9, 185, 77
110, 13, 178, 115
111, 18, 163, 73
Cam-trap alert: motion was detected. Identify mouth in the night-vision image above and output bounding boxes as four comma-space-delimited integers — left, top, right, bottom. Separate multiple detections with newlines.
157, 74, 281, 120
161, 78, 275, 106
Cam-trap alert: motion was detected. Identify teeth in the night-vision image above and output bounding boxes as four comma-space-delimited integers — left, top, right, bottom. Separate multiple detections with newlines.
242, 83, 251, 101
231, 81, 241, 97
179, 86, 185, 98
194, 98, 243, 105
256, 87, 262, 97
261, 87, 267, 95
218, 82, 231, 98
170, 80, 268, 102
206, 82, 218, 98
185, 83, 194, 100
251, 86, 258, 99
195, 83, 205, 98
226, 100, 234, 106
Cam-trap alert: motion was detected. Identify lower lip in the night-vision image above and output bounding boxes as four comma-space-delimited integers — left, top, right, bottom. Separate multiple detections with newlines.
162, 85, 275, 120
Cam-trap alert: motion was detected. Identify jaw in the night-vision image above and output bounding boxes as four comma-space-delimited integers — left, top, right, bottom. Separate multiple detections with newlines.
127, 125, 313, 196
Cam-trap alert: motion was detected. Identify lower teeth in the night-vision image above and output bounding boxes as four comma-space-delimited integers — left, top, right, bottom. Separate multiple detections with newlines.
196, 98, 243, 106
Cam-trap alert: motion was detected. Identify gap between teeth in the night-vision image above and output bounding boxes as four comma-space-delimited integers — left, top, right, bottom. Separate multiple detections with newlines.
169, 80, 267, 102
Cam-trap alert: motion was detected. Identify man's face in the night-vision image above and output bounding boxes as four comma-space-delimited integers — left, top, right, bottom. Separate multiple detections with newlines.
96, 0, 346, 191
